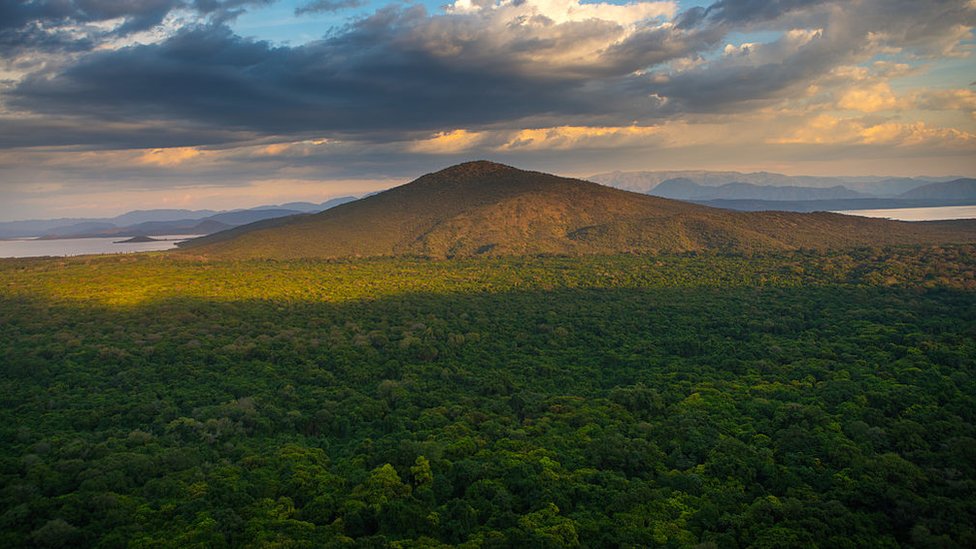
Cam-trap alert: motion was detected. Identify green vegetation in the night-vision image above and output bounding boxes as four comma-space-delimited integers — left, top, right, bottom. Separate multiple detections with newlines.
2, 246, 975, 546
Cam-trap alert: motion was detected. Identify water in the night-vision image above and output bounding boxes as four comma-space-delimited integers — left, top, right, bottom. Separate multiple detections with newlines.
0, 235, 204, 259
833, 205, 976, 221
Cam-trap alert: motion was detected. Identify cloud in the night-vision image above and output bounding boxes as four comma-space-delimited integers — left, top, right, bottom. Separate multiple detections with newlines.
4, 0, 974, 151
295, 0, 365, 16
497, 125, 662, 151
407, 130, 488, 154
773, 114, 976, 148
912, 89, 976, 115
1, 0, 975, 221
137, 146, 208, 166
648, 0, 976, 113
694, 0, 828, 26
0, 114, 261, 149
447, 0, 675, 25
402, 125, 667, 154
836, 82, 901, 113
0, 0, 272, 57
5, 3, 691, 145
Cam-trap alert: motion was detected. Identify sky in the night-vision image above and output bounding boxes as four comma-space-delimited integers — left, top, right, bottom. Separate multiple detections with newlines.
0, 0, 974, 221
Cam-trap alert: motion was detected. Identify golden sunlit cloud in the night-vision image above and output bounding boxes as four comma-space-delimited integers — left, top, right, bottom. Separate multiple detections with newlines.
837, 82, 902, 113
405, 126, 666, 154
773, 114, 976, 147
254, 139, 335, 157
259, 143, 292, 156
499, 126, 661, 151
138, 147, 208, 166
407, 130, 487, 154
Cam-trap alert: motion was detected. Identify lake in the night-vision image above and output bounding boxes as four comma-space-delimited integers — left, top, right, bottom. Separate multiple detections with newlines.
834, 205, 976, 221
0, 235, 204, 258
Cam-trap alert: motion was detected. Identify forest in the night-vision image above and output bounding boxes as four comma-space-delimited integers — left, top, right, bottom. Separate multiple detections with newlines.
1, 246, 975, 547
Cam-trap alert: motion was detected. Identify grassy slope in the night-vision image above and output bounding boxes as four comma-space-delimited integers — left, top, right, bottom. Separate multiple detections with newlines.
178, 162, 976, 259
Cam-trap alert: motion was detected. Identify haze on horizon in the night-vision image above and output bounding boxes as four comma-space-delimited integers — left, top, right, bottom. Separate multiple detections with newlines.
1, 0, 974, 221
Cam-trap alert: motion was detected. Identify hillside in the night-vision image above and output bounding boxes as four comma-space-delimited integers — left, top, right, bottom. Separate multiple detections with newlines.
178, 161, 976, 259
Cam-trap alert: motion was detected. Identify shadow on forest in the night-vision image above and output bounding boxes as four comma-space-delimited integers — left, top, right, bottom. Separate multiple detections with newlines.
1, 284, 975, 547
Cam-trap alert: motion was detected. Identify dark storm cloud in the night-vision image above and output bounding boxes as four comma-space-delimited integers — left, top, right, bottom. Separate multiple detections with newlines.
4, 0, 976, 149
8, 8, 681, 145
656, 0, 976, 113
699, 0, 827, 25
651, 30, 841, 112
0, 116, 260, 149
676, 0, 828, 30
295, 0, 365, 15
601, 23, 721, 75
0, 0, 272, 54
0, 0, 273, 29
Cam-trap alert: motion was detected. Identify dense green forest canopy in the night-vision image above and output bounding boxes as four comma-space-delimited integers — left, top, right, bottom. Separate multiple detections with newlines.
1, 246, 975, 547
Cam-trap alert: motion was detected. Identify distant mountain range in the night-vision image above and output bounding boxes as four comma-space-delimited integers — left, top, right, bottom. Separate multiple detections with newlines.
0, 197, 358, 239
589, 171, 976, 212
899, 179, 976, 200
176, 161, 976, 260
648, 179, 866, 201
589, 170, 960, 195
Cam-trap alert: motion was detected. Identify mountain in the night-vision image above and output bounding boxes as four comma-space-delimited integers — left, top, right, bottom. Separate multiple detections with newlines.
589, 170, 950, 197
645, 178, 702, 199
252, 202, 320, 212
590, 170, 860, 192
40, 221, 119, 238
206, 209, 306, 226
650, 179, 865, 201
687, 178, 976, 213
189, 219, 234, 234
252, 197, 358, 213
899, 178, 976, 200
856, 178, 942, 197
107, 209, 218, 226
178, 161, 976, 259
39, 219, 203, 239
46, 209, 306, 238
0, 210, 219, 239
0, 197, 361, 239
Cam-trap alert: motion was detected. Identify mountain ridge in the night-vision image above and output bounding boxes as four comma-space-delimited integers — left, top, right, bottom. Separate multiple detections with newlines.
0, 197, 359, 239
651, 178, 866, 201
589, 170, 961, 196
899, 178, 976, 200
